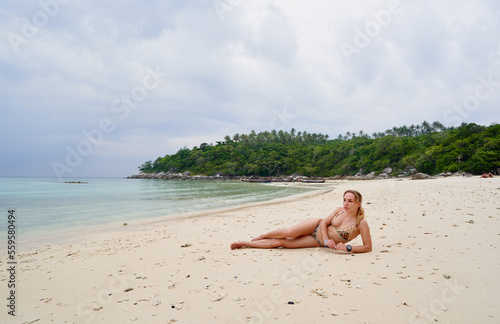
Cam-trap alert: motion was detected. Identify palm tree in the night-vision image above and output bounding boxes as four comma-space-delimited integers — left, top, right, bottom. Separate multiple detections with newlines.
432, 121, 446, 131
415, 124, 422, 136
421, 121, 432, 134
409, 124, 417, 137
249, 130, 257, 145
278, 130, 285, 143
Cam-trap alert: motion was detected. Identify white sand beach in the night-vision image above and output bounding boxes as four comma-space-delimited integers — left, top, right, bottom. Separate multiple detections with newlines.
1, 176, 499, 324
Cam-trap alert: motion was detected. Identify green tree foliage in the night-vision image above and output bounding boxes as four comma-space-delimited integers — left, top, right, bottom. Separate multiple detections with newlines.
139, 122, 500, 176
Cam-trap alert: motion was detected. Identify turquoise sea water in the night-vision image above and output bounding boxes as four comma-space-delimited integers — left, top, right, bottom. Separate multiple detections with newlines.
0, 177, 317, 241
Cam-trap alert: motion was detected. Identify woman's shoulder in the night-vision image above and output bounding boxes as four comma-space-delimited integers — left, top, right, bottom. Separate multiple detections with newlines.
357, 218, 369, 228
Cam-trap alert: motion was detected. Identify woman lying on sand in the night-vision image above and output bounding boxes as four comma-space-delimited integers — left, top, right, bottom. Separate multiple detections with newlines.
230, 190, 372, 253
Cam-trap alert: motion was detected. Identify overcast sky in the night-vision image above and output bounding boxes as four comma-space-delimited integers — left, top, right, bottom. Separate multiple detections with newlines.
1, 0, 499, 178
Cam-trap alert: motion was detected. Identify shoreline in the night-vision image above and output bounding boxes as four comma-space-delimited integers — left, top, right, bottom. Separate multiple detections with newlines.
1, 177, 499, 323
14, 182, 335, 251
126, 169, 475, 181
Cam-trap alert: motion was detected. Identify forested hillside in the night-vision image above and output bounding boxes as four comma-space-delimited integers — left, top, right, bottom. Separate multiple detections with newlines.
138, 122, 499, 177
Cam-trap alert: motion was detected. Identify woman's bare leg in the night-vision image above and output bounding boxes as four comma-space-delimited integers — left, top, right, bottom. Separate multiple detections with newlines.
251, 218, 321, 241
231, 235, 321, 250
231, 239, 281, 249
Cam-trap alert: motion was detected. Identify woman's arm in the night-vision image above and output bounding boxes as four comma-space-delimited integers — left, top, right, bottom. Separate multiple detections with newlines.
320, 207, 343, 248
336, 219, 372, 253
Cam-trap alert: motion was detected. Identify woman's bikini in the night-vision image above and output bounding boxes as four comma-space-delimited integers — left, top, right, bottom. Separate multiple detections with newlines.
310, 210, 357, 245
332, 210, 357, 241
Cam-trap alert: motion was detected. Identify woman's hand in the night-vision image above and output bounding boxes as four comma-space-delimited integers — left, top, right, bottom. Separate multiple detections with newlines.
324, 239, 336, 249
335, 242, 347, 251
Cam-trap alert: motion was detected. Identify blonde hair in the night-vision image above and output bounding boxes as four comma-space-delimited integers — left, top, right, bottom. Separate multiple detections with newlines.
344, 190, 365, 225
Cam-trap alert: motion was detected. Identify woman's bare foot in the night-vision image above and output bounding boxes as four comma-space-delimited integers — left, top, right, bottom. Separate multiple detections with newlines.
230, 241, 246, 249
251, 235, 263, 241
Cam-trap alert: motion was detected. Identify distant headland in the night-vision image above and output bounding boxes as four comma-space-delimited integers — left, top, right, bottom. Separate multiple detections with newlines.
131, 122, 499, 180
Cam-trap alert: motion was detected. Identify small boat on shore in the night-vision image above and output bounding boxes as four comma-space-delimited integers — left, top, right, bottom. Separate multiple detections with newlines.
298, 179, 326, 183
241, 178, 271, 183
